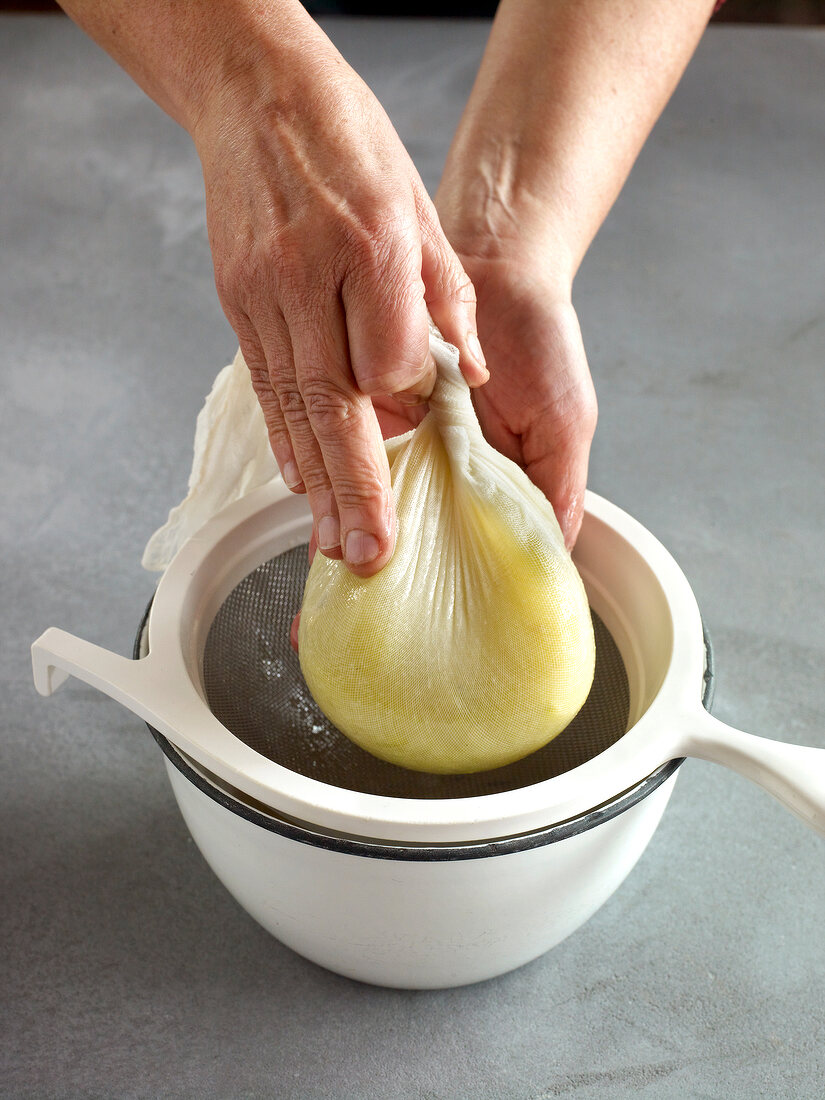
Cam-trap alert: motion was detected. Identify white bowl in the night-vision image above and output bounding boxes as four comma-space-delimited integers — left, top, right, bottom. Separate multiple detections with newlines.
32, 487, 824, 986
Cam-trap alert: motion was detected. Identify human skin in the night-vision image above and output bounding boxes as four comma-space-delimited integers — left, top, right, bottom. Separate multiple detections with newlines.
435, 0, 714, 545
57, 0, 713, 570
57, 0, 487, 576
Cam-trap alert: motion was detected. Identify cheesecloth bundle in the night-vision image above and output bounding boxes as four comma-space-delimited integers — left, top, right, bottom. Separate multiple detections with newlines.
299, 330, 595, 774
144, 331, 595, 777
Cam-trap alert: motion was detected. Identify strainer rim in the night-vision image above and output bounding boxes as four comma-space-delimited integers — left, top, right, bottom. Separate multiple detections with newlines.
137, 486, 710, 842
135, 601, 714, 859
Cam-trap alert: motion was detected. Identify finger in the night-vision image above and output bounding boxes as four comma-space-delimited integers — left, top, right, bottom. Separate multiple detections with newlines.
286, 299, 395, 576
273, 373, 343, 559
341, 214, 437, 401
480, 375, 595, 550
523, 366, 597, 550
526, 410, 595, 551
308, 520, 341, 562
372, 393, 428, 439
240, 307, 342, 557
417, 197, 488, 387
234, 312, 305, 492
392, 388, 429, 407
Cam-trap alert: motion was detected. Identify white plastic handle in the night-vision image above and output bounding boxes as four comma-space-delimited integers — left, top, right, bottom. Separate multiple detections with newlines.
679, 708, 825, 837
32, 626, 178, 734
31, 625, 301, 823
32, 628, 825, 840
34, 627, 144, 697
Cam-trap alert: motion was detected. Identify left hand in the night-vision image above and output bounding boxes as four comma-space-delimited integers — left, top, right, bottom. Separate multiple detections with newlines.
455, 253, 597, 549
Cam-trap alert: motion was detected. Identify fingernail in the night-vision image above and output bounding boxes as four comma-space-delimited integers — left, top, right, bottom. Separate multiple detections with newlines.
345, 529, 380, 566
283, 460, 302, 489
318, 515, 340, 551
394, 391, 426, 406
466, 331, 486, 369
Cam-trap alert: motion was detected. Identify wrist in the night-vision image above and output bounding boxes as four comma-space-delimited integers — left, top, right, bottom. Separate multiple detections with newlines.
185, 1, 327, 142
436, 165, 577, 301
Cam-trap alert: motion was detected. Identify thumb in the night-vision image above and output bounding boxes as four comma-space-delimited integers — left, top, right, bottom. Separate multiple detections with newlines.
419, 206, 488, 387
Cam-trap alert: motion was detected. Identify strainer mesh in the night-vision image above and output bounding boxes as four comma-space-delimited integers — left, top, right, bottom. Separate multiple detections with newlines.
201, 545, 630, 799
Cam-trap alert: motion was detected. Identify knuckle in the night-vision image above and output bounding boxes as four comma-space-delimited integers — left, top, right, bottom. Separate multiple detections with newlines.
249, 370, 284, 429
358, 199, 417, 248
341, 203, 420, 285
453, 270, 477, 311
278, 379, 360, 439
299, 464, 333, 496
271, 237, 309, 297
302, 384, 356, 434
358, 356, 427, 396
213, 244, 258, 307
333, 470, 387, 511
277, 384, 308, 422
247, 364, 272, 399
215, 233, 309, 313
258, 389, 284, 425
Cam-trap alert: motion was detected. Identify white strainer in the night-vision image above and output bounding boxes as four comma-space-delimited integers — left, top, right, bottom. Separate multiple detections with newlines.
32, 484, 825, 844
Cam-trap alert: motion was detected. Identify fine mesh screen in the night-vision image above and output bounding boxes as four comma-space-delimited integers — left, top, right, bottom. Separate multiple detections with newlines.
202, 545, 630, 799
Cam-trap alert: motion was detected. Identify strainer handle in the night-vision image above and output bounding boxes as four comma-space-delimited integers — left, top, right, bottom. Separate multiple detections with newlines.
31, 627, 177, 734
683, 709, 825, 837
33, 628, 142, 695
31, 626, 294, 813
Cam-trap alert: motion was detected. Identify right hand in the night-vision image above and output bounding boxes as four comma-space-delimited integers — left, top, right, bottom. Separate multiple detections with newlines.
452, 252, 597, 550
191, 12, 486, 576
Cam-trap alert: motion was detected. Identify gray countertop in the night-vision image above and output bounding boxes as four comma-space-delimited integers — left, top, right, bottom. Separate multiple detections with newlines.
2, 14, 824, 1100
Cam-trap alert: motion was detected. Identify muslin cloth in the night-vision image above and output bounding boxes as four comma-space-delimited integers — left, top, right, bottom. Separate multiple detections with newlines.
298, 330, 595, 773
141, 349, 279, 572
143, 332, 595, 774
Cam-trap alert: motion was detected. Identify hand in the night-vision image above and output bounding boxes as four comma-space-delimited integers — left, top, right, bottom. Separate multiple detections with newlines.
454, 252, 597, 549
288, 390, 425, 651
288, 281, 594, 653
192, 14, 486, 576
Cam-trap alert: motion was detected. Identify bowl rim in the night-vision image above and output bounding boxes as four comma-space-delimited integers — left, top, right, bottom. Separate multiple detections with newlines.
125, 486, 715, 841
135, 601, 714, 861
